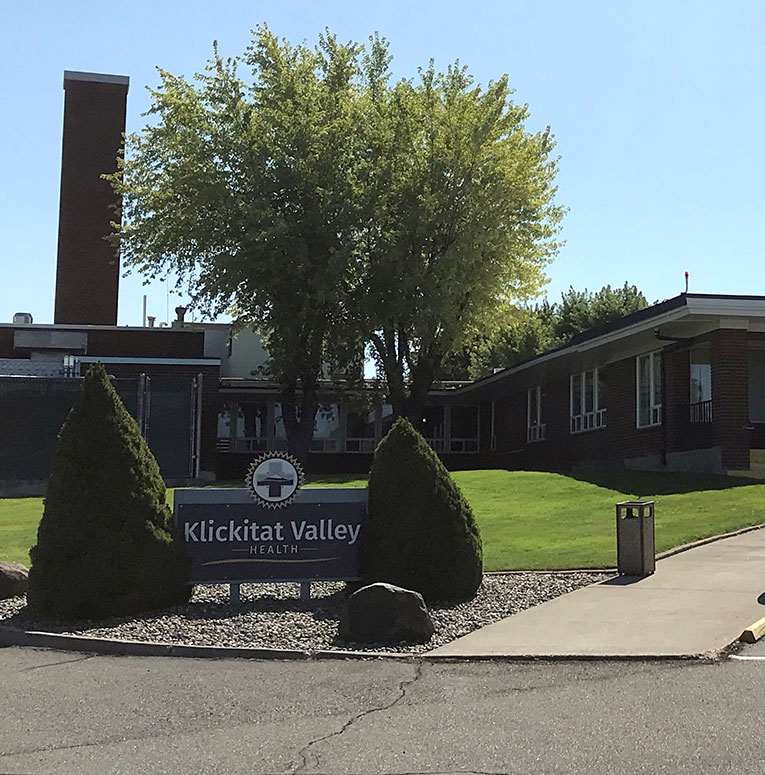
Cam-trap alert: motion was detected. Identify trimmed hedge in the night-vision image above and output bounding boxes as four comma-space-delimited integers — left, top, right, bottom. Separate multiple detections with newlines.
27, 364, 190, 619
361, 417, 483, 602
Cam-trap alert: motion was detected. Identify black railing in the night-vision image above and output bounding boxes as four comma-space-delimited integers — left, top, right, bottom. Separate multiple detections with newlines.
689, 399, 713, 423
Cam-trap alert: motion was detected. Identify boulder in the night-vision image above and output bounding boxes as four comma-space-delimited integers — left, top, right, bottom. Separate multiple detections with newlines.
339, 582, 434, 645
0, 562, 29, 599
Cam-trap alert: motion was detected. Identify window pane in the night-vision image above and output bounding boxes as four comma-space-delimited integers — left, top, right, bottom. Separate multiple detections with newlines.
584, 370, 595, 413
274, 403, 287, 439
638, 356, 651, 425
597, 370, 604, 411
347, 410, 376, 438
571, 375, 582, 417
652, 352, 662, 408
690, 364, 711, 403
529, 388, 539, 425
238, 402, 267, 438
217, 405, 231, 439
422, 405, 445, 438
749, 348, 765, 422
313, 403, 340, 440
690, 346, 712, 403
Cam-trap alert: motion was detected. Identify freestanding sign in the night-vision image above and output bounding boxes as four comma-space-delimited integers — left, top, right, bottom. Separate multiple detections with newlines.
174, 487, 367, 598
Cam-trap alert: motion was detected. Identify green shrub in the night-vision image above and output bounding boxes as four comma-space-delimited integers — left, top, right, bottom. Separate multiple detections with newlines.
361, 417, 483, 602
27, 364, 190, 619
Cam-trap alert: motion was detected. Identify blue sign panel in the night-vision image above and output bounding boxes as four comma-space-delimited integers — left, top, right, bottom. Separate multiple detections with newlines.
174, 488, 366, 584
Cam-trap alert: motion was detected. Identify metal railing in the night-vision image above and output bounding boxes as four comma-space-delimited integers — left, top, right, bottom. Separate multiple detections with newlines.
345, 437, 377, 453
570, 408, 607, 434
426, 438, 445, 453
449, 438, 479, 453
527, 423, 546, 443
689, 399, 712, 423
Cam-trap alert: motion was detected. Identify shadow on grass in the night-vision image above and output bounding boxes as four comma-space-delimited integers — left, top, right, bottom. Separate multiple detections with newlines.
565, 469, 760, 496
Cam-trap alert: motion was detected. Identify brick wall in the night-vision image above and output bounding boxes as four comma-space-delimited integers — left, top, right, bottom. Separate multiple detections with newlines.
491, 351, 667, 470
712, 329, 750, 468
55, 74, 129, 326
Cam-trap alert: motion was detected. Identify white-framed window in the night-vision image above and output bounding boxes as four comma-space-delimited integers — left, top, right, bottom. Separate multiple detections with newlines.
570, 368, 607, 433
690, 344, 712, 422
527, 386, 545, 442
637, 351, 663, 427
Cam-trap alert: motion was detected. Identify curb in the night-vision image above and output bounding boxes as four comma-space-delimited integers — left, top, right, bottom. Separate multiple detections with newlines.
655, 521, 765, 562
739, 616, 765, 644
0, 624, 726, 663
0, 625, 422, 662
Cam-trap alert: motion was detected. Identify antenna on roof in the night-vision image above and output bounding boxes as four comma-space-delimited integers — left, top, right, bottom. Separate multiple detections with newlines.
684, 271, 689, 293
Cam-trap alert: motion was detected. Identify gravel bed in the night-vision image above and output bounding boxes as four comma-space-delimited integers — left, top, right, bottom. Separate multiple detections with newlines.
0, 572, 612, 655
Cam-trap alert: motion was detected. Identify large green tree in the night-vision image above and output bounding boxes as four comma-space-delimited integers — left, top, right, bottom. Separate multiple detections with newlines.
360, 60, 564, 424
110, 27, 369, 464
112, 28, 564, 444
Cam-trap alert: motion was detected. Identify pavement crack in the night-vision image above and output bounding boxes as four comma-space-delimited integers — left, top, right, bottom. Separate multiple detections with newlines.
292, 660, 426, 774
19, 654, 97, 672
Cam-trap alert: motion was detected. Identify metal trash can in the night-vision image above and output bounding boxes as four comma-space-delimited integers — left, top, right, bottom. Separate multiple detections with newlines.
616, 500, 655, 576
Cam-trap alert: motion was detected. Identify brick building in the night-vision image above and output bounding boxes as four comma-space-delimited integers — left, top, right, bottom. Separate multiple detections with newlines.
455, 293, 765, 474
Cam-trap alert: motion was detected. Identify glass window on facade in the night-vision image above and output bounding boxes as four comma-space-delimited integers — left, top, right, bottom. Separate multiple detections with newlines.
274, 403, 288, 440
749, 346, 765, 423
346, 408, 377, 453
690, 345, 712, 422
690, 346, 712, 404
313, 403, 340, 439
347, 410, 376, 438
238, 402, 268, 439
311, 403, 341, 452
570, 369, 606, 433
637, 351, 662, 427
422, 405, 445, 440
451, 405, 478, 439
527, 386, 544, 442
217, 404, 232, 440
451, 405, 479, 452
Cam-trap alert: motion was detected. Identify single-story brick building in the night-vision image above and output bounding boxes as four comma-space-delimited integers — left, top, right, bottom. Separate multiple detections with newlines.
453, 292, 765, 474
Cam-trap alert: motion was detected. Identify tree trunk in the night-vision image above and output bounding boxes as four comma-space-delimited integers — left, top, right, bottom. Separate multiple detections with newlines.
407, 359, 436, 434
280, 378, 319, 470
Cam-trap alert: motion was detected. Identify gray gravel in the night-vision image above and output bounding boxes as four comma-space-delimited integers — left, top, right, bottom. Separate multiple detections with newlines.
0, 572, 611, 654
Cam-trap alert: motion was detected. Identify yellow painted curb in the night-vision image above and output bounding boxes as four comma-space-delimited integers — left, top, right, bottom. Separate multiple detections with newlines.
740, 616, 765, 644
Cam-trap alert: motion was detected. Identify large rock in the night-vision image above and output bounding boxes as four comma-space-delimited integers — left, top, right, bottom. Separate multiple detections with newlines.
0, 562, 29, 599
339, 583, 434, 645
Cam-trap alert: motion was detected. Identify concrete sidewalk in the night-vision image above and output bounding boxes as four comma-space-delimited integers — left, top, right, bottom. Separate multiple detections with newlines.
427, 528, 765, 659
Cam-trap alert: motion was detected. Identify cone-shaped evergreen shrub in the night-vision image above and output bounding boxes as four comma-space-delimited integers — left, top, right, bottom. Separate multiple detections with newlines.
27, 364, 190, 619
361, 417, 483, 602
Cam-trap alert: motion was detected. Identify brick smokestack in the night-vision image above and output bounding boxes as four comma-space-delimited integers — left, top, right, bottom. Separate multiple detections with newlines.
54, 71, 129, 325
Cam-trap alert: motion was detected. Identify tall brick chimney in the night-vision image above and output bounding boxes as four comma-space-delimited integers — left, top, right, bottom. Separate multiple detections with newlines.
54, 71, 129, 325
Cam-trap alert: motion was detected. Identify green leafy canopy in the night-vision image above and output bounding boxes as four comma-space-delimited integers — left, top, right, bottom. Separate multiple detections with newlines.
109, 27, 565, 438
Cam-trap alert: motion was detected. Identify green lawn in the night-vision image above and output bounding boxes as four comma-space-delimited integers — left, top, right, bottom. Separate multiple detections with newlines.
3, 470, 763, 571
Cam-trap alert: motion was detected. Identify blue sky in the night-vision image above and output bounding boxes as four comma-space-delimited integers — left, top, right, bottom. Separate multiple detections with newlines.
2, 0, 763, 325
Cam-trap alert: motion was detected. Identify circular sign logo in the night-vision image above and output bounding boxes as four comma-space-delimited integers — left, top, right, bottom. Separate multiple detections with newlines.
246, 452, 304, 509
